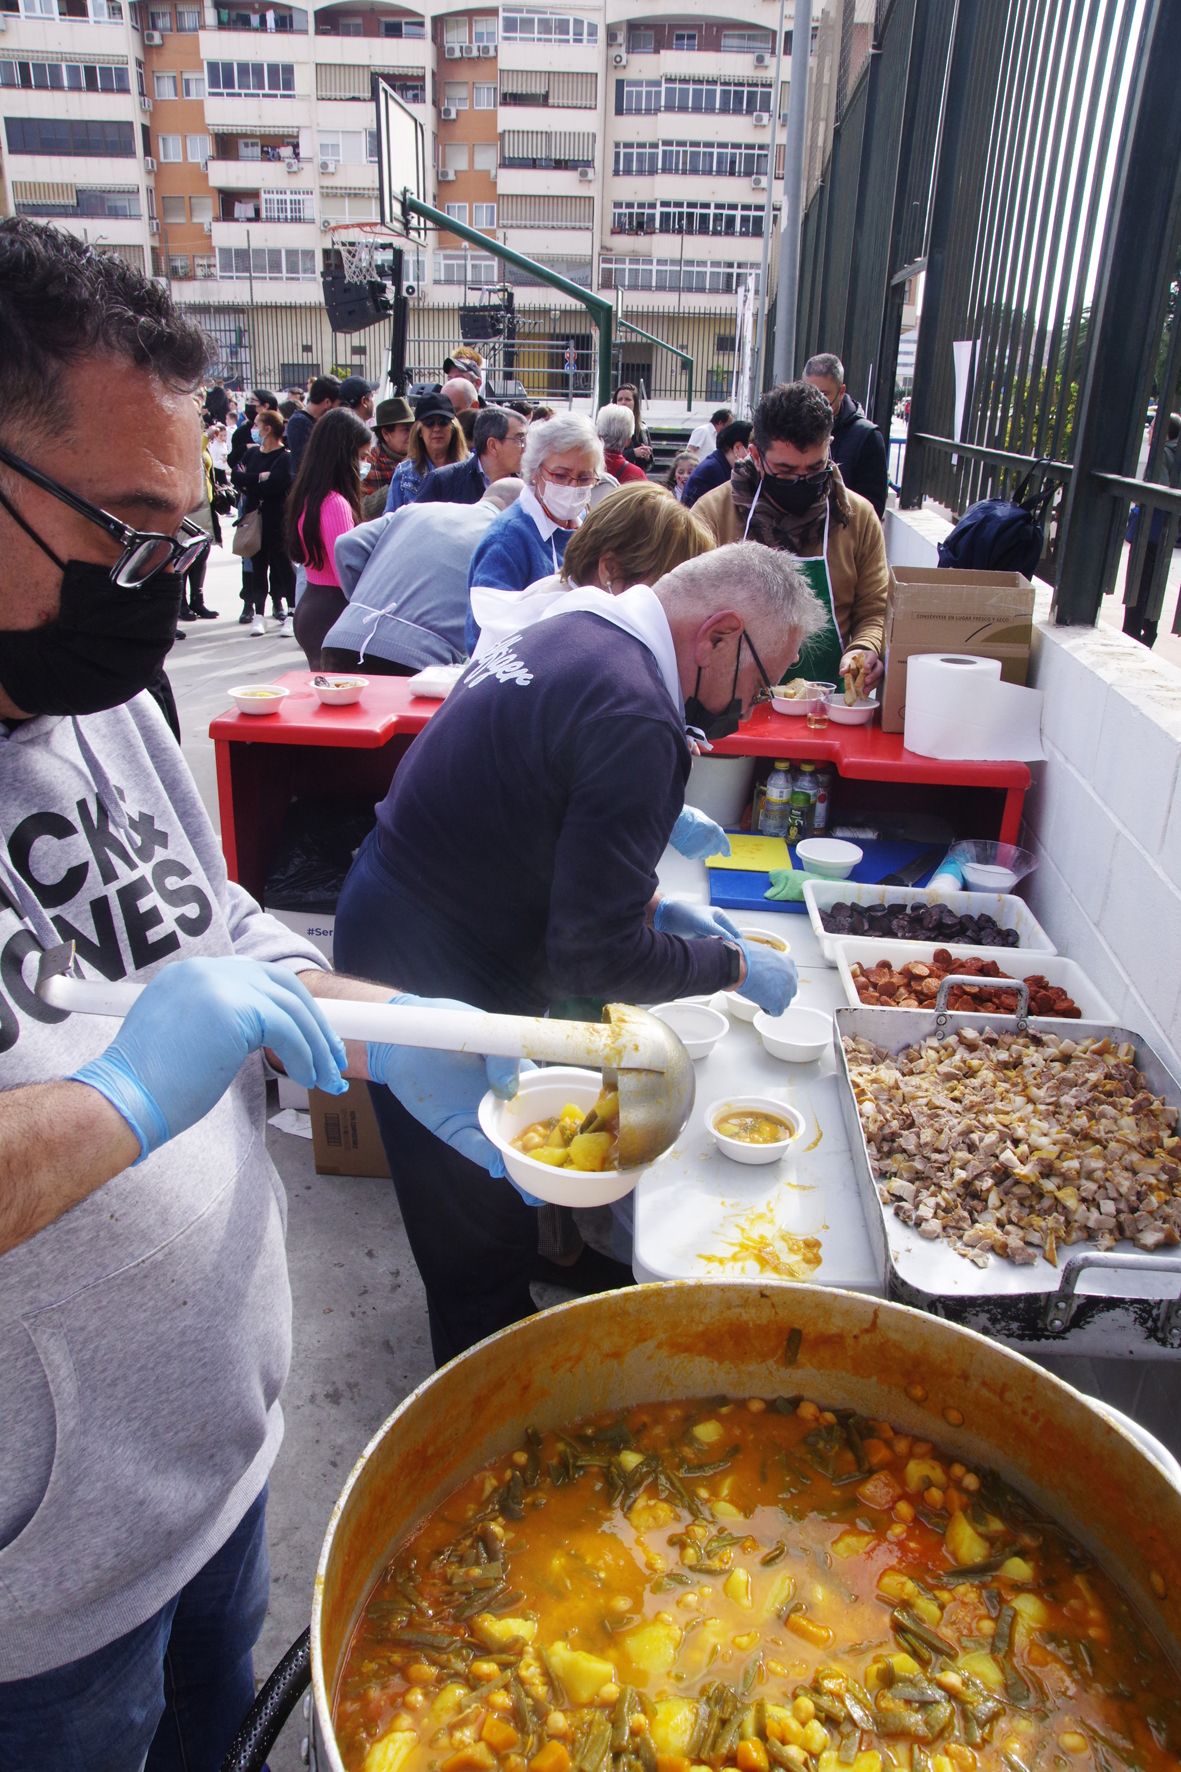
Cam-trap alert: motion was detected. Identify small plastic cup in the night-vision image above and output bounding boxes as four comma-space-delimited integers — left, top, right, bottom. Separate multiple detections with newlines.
806, 681, 836, 729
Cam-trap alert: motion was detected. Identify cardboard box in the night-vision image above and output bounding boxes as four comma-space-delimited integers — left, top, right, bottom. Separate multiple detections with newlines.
309, 1080, 391, 1178
881, 567, 1035, 733
267, 906, 336, 966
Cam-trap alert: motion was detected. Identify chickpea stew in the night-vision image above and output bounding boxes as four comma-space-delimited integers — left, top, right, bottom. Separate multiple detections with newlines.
334, 1396, 1180, 1772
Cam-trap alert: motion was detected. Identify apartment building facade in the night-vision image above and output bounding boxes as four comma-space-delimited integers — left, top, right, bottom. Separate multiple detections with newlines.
1, 0, 808, 391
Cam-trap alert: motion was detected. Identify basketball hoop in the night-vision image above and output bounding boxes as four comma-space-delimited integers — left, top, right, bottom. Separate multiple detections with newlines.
326, 221, 398, 284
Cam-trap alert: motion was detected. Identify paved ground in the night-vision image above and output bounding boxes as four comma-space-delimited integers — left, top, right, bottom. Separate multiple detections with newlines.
170, 541, 1181, 1769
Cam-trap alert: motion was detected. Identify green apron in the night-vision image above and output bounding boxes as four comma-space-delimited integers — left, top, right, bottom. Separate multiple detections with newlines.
744, 498, 845, 683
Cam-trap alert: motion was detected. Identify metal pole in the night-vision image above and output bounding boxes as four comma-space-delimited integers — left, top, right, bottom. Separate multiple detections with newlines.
246, 225, 255, 311
751, 0, 787, 402
404, 193, 616, 407
772, 0, 812, 384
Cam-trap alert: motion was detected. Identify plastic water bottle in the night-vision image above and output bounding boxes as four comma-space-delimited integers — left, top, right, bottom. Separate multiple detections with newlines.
812, 764, 834, 832
791, 762, 820, 839
759, 760, 794, 837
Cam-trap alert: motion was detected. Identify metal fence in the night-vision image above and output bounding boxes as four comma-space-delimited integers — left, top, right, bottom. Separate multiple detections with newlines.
793, 0, 1181, 628
181, 295, 740, 409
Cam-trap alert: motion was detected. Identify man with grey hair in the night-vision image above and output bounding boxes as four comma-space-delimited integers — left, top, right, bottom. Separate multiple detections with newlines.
803, 350, 888, 515
415, 405, 528, 505
334, 538, 821, 1366
441, 374, 480, 415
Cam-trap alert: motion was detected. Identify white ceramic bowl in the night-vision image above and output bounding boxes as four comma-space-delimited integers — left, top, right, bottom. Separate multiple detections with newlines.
771, 684, 811, 716
706, 1096, 806, 1166
740, 925, 792, 956
753, 1006, 833, 1063
650, 1000, 729, 1061
228, 683, 290, 716
826, 697, 878, 726
795, 837, 863, 880
312, 675, 369, 707
478, 1066, 640, 1207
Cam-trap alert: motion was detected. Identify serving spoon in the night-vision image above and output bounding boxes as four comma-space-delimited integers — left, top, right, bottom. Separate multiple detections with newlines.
35, 943, 694, 1169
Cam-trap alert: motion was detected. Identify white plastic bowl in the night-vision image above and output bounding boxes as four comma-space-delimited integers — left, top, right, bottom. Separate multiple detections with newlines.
228, 683, 289, 715
312, 675, 369, 707
826, 697, 878, 726
741, 925, 792, 955
707, 1096, 806, 1166
650, 1000, 729, 1061
478, 1066, 640, 1207
771, 684, 811, 716
753, 1006, 833, 1063
724, 991, 760, 1022
795, 837, 863, 880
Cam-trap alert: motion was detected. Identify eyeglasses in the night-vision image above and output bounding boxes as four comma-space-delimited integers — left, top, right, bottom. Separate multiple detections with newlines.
743, 628, 775, 699
0, 443, 210, 589
545, 469, 597, 488
765, 457, 832, 488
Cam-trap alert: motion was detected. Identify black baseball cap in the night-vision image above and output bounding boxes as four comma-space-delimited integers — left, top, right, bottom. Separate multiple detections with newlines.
338, 376, 377, 406
414, 392, 456, 424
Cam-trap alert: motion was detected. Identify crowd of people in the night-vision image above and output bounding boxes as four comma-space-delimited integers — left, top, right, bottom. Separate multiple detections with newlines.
0, 214, 902, 1771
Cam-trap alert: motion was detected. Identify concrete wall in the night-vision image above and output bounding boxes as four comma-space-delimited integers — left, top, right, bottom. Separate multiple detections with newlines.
885, 508, 1181, 1077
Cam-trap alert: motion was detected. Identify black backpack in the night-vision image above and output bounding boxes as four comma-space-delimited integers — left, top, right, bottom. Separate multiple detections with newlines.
936, 464, 1054, 576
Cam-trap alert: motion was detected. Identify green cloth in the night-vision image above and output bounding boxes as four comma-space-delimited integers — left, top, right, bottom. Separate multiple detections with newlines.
764, 868, 829, 902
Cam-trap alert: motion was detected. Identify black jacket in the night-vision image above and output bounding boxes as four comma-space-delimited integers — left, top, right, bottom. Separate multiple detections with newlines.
285, 407, 315, 471
830, 394, 888, 516
414, 453, 487, 506
236, 445, 292, 549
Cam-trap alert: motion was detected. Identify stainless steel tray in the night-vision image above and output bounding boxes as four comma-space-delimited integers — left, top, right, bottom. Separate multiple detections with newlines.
832, 987, 1181, 1358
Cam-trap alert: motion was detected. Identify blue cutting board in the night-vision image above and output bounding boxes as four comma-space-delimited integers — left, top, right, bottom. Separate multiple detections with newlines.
708, 837, 936, 914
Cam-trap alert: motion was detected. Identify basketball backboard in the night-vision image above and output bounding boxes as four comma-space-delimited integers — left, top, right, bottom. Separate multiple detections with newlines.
373, 75, 427, 240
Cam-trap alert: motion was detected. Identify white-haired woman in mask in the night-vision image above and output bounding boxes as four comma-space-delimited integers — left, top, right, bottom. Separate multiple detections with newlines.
466, 411, 602, 651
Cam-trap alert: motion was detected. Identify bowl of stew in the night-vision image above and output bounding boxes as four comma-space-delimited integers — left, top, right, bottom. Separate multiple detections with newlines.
478, 1066, 640, 1207
228, 683, 289, 715
707, 1095, 805, 1165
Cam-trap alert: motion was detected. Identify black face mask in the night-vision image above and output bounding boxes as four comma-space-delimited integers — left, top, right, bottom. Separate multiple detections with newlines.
0, 519, 182, 717
760, 464, 831, 515
685, 630, 772, 743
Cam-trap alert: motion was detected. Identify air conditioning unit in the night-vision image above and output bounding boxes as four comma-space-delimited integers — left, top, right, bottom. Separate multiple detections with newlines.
320, 218, 334, 231
488, 166, 497, 181
751, 173, 767, 189
148, 218, 160, 232
144, 28, 163, 44
319, 157, 338, 173
141, 96, 153, 112
752, 111, 770, 127
577, 166, 594, 181
460, 43, 476, 57
754, 52, 769, 65
439, 104, 457, 120
203, 220, 214, 233
437, 167, 456, 181
607, 27, 623, 44
444, 43, 462, 58
144, 155, 157, 171
612, 50, 628, 67
478, 42, 495, 57
285, 158, 301, 173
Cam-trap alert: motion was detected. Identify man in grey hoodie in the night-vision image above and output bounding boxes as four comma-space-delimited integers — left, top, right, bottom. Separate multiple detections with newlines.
0, 218, 517, 1772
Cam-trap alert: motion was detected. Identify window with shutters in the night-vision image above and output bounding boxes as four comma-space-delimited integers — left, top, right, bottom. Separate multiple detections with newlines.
499, 69, 595, 107
499, 129, 593, 170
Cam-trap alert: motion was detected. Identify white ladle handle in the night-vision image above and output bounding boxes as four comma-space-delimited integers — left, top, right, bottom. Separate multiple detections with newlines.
39, 974, 633, 1070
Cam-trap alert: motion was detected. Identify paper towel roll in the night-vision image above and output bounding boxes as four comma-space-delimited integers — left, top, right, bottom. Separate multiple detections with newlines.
903, 653, 1044, 761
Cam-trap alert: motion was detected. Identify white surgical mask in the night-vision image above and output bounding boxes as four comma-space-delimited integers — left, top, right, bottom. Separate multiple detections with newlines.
358, 460, 372, 479
542, 479, 592, 526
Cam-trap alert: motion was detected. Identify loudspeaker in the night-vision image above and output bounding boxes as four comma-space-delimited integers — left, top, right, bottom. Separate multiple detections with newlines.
459, 305, 506, 342
321, 273, 391, 332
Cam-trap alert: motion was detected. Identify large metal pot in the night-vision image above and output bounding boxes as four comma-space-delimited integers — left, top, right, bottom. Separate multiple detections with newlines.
224, 1282, 1181, 1771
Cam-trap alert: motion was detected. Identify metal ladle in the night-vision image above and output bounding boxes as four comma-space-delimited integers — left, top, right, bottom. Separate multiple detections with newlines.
35, 944, 695, 1169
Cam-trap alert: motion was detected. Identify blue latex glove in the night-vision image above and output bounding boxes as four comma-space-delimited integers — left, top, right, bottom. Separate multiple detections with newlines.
367, 994, 527, 1183
70, 957, 348, 1161
736, 941, 799, 1016
670, 806, 732, 862
653, 899, 742, 942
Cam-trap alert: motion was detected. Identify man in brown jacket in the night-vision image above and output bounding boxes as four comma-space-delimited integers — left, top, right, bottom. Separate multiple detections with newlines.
693, 380, 889, 691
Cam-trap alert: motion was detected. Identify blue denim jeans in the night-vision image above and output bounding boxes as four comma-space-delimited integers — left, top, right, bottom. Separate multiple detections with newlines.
0, 1484, 270, 1772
